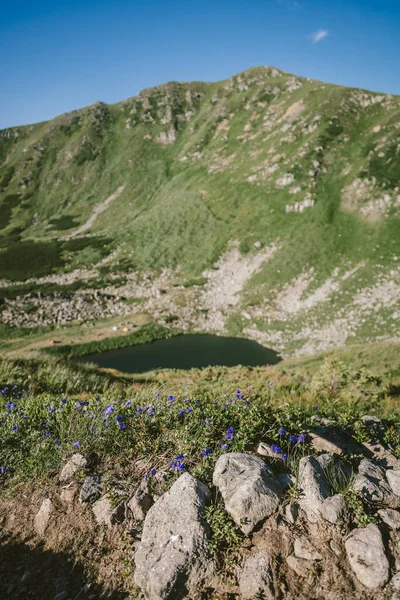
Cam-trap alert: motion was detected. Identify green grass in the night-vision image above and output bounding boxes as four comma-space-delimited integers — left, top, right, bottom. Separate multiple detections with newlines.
0, 352, 398, 529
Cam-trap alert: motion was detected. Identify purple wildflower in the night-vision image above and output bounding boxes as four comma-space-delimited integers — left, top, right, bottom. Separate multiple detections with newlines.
298, 434, 306, 443
201, 448, 213, 458
289, 435, 297, 443
278, 427, 287, 436
73, 441, 81, 447
225, 427, 235, 440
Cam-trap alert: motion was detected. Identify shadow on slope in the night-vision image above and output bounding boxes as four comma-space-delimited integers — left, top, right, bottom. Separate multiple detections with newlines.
0, 533, 129, 599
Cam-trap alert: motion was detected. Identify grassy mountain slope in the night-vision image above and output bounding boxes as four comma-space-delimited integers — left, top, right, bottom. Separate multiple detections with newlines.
0, 66, 399, 356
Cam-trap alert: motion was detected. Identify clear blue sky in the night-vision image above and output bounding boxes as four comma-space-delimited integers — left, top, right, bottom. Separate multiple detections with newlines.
1, 0, 399, 129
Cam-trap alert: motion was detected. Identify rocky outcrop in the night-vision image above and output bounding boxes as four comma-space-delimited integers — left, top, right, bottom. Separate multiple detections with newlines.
134, 472, 213, 600
213, 453, 283, 534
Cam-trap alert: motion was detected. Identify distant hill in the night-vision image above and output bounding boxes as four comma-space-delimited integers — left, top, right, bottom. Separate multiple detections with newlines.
0, 66, 399, 356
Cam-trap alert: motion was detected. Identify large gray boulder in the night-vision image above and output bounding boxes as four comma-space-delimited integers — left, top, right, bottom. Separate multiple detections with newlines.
354, 459, 400, 508
134, 472, 213, 600
298, 455, 331, 523
239, 551, 274, 599
212, 453, 283, 534
345, 524, 389, 589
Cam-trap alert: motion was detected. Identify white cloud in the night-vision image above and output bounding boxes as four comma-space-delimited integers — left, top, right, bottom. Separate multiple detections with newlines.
310, 29, 329, 43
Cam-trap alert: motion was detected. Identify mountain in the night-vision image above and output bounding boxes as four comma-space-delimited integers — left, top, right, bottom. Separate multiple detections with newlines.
0, 66, 399, 357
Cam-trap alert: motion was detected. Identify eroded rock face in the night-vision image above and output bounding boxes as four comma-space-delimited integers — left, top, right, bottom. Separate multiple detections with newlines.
59, 454, 87, 483
135, 472, 213, 600
213, 453, 283, 534
345, 524, 389, 589
298, 455, 331, 523
239, 551, 274, 600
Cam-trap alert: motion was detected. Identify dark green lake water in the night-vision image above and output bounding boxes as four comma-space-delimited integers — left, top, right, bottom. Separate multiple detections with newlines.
77, 334, 281, 373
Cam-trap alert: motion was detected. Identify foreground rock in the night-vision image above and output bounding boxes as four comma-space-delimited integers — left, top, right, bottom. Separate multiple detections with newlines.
387, 468, 400, 496
345, 524, 389, 589
127, 482, 154, 522
378, 508, 400, 529
135, 472, 214, 600
213, 453, 282, 534
298, 455, 331, 523
239, 551, 274, 599
34, 498, 53, 536
92, 494, 125, 526
59, 454, 87, 483
80, 474, 103, 503
354, 459, 400, 508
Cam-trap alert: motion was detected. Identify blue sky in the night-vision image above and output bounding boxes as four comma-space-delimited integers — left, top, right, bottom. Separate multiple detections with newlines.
1, 0, 399, 129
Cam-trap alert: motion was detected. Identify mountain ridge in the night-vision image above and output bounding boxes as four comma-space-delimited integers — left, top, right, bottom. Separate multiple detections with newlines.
0, 65, 399, 357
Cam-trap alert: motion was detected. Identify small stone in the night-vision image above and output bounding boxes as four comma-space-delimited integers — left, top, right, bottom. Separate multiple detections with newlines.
378, 508, 400, 529
293, 536, 322, 561
54, 576, 68, 593
239, 551, 274, 599
309, 426, 363, 456
392, 572, 400, 590
34, 498, 53, 536
330, 539, 342, 557
257, 442, 276, 457
92, 494, 125, 527
127, 483, 154, 522
322, 494, 348, 526
392, 593, 400, 600
286, 554, 313, 577
80, 474, 103, 503
387, 469, 400, 496
54, 593, 68, 600
21, 571, 31, 583
59, 454, 87, 483
285, 503, 298, 524
345, 524, 389, 589
60, 485, 78, 505
213, 453, 283, 534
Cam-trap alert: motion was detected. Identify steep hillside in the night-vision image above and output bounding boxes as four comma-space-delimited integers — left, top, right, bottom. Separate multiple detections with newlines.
0, 66, 399, 356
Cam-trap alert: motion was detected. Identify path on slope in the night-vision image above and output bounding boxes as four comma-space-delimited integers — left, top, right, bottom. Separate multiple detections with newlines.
61, 185, 125, 240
